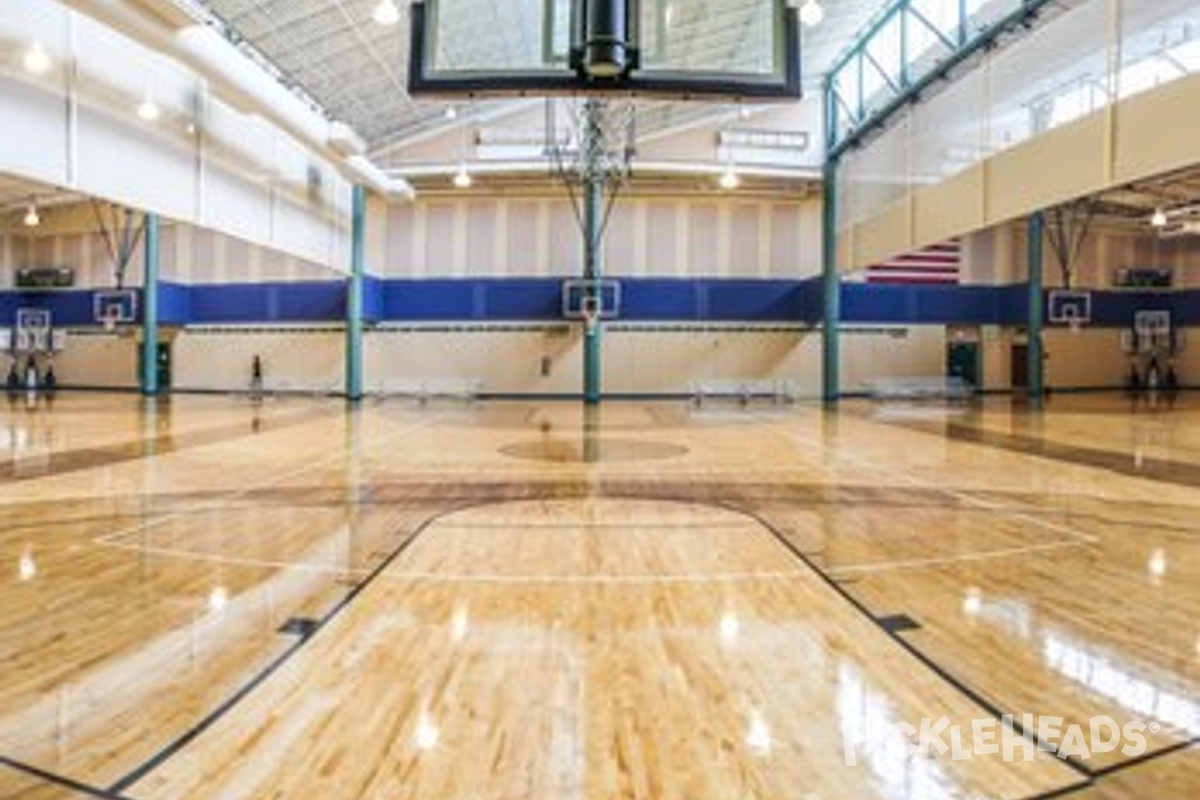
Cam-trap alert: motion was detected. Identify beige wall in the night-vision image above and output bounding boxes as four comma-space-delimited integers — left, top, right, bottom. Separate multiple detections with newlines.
380, 195, 821, 279
52, 334, 139, 389
172, 330, 344, 394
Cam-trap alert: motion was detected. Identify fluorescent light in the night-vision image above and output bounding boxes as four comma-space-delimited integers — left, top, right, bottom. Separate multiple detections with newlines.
138, 95, 161, 122
719, 166, 741, 190
373, 0, 401, 26
23, 204, 40, 228
23, 41, 51, 75
445, 106, 458, 121
453, 164, 472, 188
1151, 207, 1168, 227
799, 0, 825, 28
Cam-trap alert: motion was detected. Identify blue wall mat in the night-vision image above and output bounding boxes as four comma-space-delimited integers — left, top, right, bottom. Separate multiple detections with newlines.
0, 289, 143, 327
189, 282, 346, 324
1, 280, 1198, 328
158, 282, 191, 325
363, 276, 385, 323
840, 283, 1026, 325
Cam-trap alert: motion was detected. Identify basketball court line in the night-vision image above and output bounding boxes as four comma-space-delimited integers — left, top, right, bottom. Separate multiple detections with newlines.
91, 410, 448, 549
1, 755, 133, 800
758, 411, 1102, 574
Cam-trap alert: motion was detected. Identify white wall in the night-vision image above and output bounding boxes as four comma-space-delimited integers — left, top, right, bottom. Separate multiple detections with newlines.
0, 0, 351, 269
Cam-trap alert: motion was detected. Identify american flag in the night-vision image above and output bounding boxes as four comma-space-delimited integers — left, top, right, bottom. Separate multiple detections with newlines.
866, 240, 961, 285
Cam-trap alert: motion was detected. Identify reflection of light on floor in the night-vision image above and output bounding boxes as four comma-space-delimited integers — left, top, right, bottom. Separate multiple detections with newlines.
450, 604, 470, 643
719, 611, 741, 649
961, 588, 1032, 640
414, 709, 440, 751
745, 709, 771, 756
208, 586, 229, 615
18, 546, 37, 582
1043, 632, 1199, 735
837, 662, 959, 800
1147, 548, 1167, 579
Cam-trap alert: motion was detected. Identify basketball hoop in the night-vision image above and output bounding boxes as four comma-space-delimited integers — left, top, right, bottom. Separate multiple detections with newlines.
1068, 317, 1083, 336
102, 314, 118, 333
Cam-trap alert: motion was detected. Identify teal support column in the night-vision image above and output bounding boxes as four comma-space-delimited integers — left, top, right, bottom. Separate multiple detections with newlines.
346, 185, 366, 403
1027, 211, 1045, 407
140, 212, 160, 397
822, 159, 840, 404
581, 100, 604, 406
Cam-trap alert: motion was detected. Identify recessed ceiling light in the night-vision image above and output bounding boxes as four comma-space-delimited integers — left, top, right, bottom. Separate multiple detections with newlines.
373, 0, 401, 26
1151, 207, 1168, 227
445, 106, 458, 120
799, 0, 825, 28
23, 41, 51, 75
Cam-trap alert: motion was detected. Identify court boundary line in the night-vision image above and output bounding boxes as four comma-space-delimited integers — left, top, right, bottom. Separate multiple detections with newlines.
105, 498, 479, 796
1, 756, 136, 800
733, 499, 1096, 781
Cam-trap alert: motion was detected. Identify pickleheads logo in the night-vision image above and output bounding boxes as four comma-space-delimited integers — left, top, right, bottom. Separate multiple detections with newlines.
843, 714, 1156, 766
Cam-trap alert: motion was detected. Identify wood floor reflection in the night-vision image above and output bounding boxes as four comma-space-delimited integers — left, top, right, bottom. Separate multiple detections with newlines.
0, 393, 1195, 799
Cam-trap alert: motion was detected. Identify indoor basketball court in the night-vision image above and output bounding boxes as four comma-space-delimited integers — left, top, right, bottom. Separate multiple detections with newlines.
0, 1, 1197, 799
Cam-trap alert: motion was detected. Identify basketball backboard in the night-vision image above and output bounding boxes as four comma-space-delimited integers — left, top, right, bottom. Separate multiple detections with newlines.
409, 0, 801, 100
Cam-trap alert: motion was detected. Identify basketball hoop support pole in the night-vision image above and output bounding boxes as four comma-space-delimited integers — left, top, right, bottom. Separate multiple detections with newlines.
1027, 211, 1045, 408
582, 99, 604, 406
140, 213, 160, 397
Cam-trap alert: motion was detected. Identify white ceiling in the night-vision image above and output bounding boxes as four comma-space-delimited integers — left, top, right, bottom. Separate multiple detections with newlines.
196, 0, 885, 152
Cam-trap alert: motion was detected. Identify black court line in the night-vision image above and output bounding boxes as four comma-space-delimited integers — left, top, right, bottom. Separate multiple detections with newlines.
1, 756, 136, 800
746, 496, 1200, 788
103, 502, 473, 796
1087, 734, 1200, 778
729, 501, 1097, 781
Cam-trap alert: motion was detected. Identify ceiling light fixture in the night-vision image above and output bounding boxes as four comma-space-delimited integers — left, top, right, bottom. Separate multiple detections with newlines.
373, 0, 401, 26
1151, 207, 1168, 227
23, 203, 40, 228
719, 165, 741, 190
453, 163, 472, 188
445, 106, 458, 121
23, 41, 51, 75
137, 94, 161, 122
799, 0, 825, 28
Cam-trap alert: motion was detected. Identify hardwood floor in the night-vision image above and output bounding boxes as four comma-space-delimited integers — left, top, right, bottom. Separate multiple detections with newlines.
0, 392, 1195, 799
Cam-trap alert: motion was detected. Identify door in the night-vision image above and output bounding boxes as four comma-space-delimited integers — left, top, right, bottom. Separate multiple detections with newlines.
1011, 344, 1028, 389
156, 342, 171, 389
947, 341, 980, 388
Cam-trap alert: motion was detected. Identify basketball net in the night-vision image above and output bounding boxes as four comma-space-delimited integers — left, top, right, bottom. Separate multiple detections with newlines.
1068, 317, 1082, 335
102, 313, 118, 333
583, 307, 600, 336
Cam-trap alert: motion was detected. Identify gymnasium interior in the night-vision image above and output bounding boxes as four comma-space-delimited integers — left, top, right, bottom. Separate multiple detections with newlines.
0, 1, 1197, 799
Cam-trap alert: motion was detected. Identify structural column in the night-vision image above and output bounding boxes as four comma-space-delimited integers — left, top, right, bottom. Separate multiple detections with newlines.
581, 100, 604, 406
822, 160, 840, 404
1027, 211, 1045, 407
140, 212, 160, 397
346, 185, 366, 403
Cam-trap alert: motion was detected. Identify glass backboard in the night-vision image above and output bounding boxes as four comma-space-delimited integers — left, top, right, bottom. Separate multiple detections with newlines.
409, 0, 801, 100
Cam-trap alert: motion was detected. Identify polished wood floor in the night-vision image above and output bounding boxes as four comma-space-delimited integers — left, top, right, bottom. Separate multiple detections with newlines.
0, 392, 1195, 799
